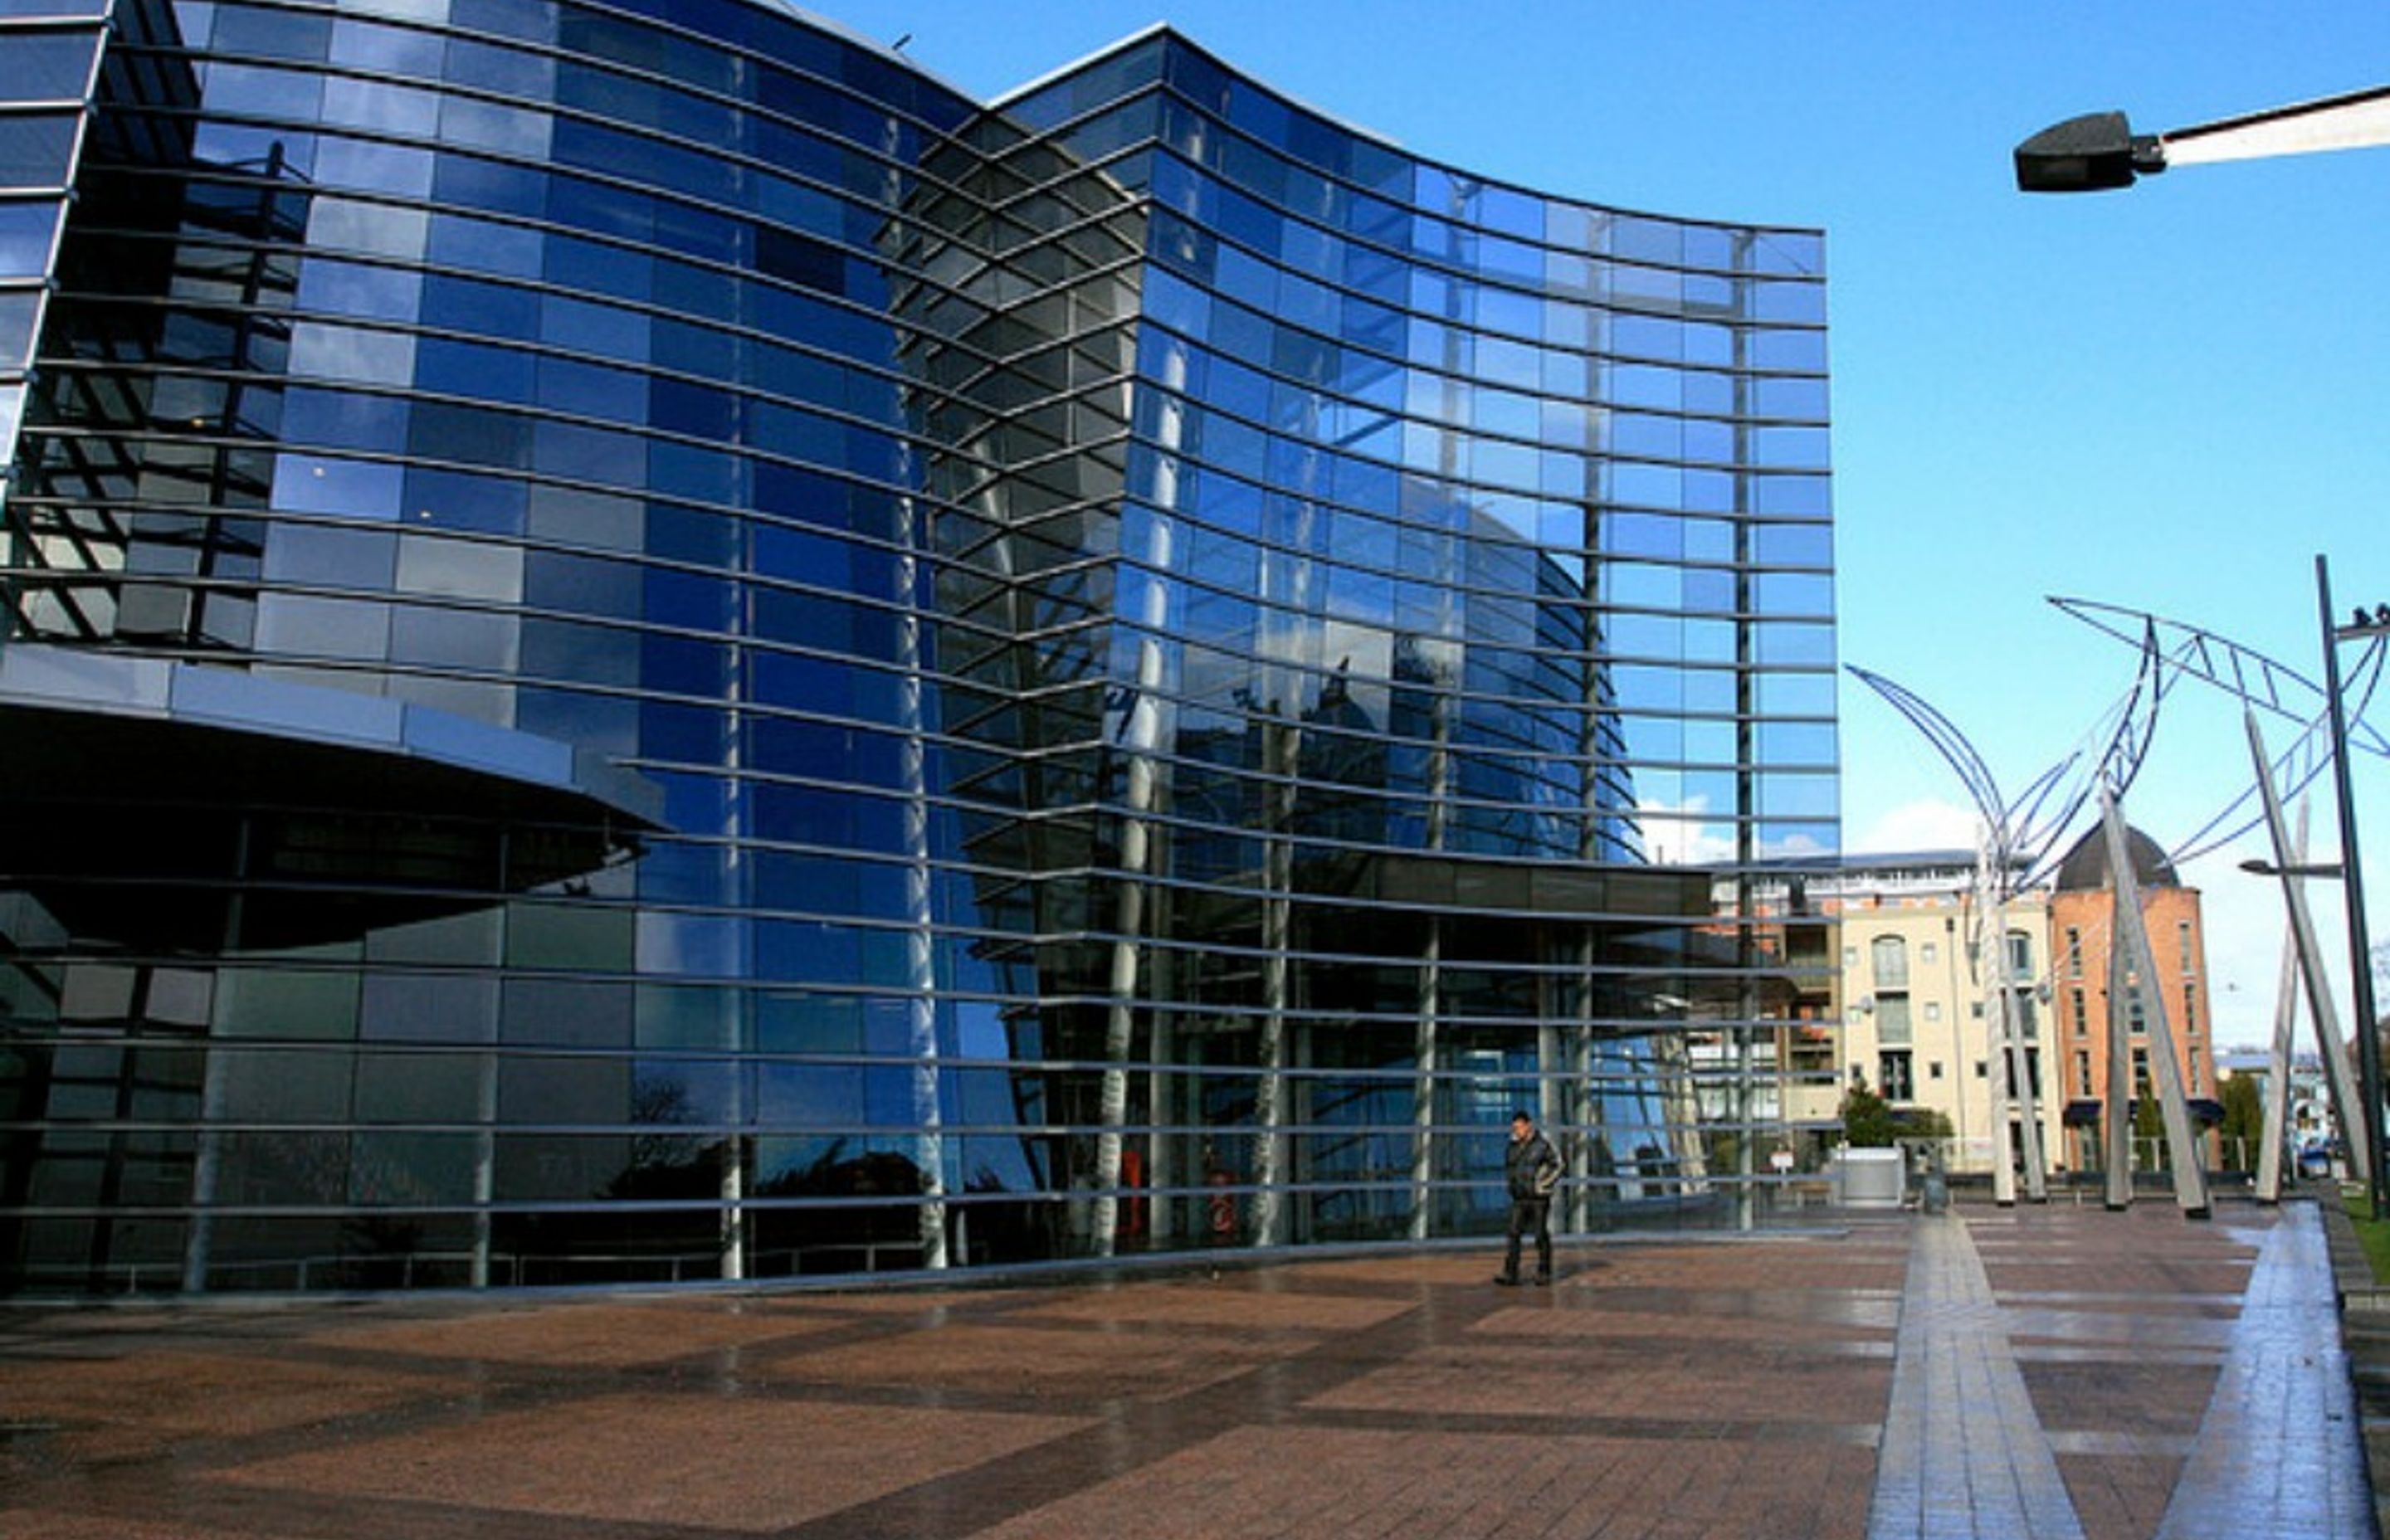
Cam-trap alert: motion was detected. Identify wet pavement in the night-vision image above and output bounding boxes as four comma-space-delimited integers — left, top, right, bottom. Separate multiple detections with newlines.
0, 1198, 2368, 1538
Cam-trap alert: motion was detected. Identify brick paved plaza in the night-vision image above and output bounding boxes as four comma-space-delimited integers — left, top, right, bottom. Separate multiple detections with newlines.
0, 1200, 2370, 1538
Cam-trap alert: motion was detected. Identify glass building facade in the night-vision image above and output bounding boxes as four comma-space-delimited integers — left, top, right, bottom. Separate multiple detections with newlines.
0, 0, 1838, 1294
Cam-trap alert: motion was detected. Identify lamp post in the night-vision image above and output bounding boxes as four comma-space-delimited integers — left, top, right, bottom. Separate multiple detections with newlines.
2239, 763, 2375, 1201
2320, 556, 2390, 1215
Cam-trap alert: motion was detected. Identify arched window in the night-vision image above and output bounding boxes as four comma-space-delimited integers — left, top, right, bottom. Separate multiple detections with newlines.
1871, 934, 1907, 990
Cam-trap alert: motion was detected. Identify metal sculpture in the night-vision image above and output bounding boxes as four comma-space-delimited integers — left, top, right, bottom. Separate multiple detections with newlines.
2056, 595, 2390, 1198
2051, 596, 2390, 865
1848, 623, 2170, 1205
1850, 620, 2166, 886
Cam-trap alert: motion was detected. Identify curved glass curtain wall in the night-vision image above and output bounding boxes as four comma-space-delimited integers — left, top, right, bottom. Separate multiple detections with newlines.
0, 0, 1836, 1293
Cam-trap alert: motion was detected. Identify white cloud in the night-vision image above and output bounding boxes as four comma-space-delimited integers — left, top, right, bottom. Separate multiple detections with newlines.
2179, 844, 2353, 1055
1850, 797, 1984, 855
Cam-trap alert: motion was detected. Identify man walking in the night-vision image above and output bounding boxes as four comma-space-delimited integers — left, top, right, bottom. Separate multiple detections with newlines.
1496, 1110, 1562, 1285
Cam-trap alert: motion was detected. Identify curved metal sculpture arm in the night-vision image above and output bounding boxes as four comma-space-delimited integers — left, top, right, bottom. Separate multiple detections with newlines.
2012, 621, 2164, 874
1846, 665, 2007, 836
2168, 634, 2388, 865
2051, 594, 2390, 757
2169, 711, 2331, 865
1934, 615, 2166, 889
1851, 637, 2164, 890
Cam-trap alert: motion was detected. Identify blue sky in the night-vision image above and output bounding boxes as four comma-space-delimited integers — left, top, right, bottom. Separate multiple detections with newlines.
810, 2, 2390, 1045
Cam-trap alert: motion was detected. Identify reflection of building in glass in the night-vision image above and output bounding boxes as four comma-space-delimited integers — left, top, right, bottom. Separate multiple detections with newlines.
0, 2, 1838, 1293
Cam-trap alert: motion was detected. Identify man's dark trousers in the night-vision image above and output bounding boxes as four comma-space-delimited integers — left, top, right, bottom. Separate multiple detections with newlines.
1504, 1195, 1551, 1281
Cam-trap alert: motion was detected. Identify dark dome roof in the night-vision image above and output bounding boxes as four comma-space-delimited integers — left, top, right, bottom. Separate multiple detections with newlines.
2052, 822, 2178, 892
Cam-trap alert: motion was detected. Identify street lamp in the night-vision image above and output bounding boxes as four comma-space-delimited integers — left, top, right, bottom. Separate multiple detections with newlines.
2240, 858, 2346, 880
2013, 112, 2164, 192
2321, 557, 2390, 1216
2016, 86, 2390, 192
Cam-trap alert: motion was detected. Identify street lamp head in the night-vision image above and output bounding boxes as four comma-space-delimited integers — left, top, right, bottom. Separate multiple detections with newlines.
2239, 855, 2347, 880
2014, 110, 2168, 192
2333, 602, 2390, 641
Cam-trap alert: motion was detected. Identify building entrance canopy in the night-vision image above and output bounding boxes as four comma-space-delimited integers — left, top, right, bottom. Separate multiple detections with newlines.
0, 647, 658, 951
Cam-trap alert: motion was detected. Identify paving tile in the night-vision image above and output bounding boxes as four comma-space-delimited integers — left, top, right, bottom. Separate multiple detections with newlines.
1476, 1301, 1899, 1343
305, 1300, 849, 1367
1008, 1278, 1417, 1332
968, 1425, 1877, 1540
2, 1350, 461, 1463
1312, 1339, 1891, 1427
0, 1510, 310, 1539
2019, 1361, 2217, 1436
766, 1320, 1295, 1401
0, 1197, 2372, 1539
1490, 1292, 1904, 1337
215, 1394, 1090, 1532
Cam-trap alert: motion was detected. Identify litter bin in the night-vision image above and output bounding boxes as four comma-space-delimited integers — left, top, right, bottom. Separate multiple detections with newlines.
1832, 1147, 1905, 1209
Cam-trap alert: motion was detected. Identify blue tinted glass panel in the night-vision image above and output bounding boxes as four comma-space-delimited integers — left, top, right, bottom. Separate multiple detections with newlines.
0, 30, 100, 100
432, 153, 549, 218
271, 453, 404, 519
0, 286, 35, 365
415, 337, 534, 400
0, 113, 78, 187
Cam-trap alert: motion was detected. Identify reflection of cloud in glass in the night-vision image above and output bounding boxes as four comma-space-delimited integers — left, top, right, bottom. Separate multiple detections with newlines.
1636, 794, 1737, 867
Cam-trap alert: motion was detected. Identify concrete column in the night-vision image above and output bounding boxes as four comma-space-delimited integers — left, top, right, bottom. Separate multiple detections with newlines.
1250, 713, 1297, 1249
2104, 882, 2138, 1210
1147, 1007, 1174, 1247
1983, 891, 2047, 1202
472, 1045, 496, 1287
2256, 881, 2305, 1205
1985, 886, 2020, 1207
2246, 710, 2369, 1188
2253, 795, 2310, 1203
1537, 1006, 1562, 1180
895, 493, 946, 1270
1407, 684, 1450, 1242
1407, 919, 1440, 1241
182, 815, 249, 1294
2100, 789, 2210, 1218
1092, 641, 1165, 1258
1570, 934, 1596, 1233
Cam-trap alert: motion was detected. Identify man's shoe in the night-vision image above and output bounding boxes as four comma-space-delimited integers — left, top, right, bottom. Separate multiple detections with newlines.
1493, 1274, 1519, 1286
1533, 1274, 1552, 1286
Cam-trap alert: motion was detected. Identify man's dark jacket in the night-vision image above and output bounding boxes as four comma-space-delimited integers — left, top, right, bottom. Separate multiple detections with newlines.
1505, 1130, 1561, 1200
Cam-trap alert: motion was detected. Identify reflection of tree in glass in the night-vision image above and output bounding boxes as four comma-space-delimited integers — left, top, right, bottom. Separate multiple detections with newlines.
627, 1077, 710, 1177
